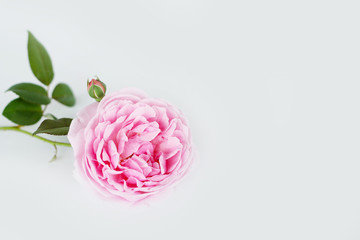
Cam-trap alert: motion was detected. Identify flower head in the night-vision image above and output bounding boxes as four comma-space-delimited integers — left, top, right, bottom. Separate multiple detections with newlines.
87, 76, 106, 101
68, 88, 193, 202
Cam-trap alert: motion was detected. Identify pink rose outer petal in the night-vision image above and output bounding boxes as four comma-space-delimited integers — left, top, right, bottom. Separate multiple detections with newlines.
68, 88, 193, 202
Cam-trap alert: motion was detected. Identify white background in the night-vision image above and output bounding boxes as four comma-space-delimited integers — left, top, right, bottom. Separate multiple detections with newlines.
0, 0, 359, 239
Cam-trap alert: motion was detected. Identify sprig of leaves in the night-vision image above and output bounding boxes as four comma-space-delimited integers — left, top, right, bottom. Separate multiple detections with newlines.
1, 31, 76, 160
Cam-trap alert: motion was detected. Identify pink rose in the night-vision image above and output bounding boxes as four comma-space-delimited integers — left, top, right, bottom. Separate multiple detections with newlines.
68, 88, 193, 201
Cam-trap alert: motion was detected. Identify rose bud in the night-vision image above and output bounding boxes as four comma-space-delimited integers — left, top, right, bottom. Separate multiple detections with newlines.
87, 77, 106, 102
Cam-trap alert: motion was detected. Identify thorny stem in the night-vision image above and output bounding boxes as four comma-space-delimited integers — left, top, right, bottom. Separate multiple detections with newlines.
0, 126, 71, 147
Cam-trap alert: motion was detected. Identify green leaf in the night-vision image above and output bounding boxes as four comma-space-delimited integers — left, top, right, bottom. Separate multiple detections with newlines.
52, 83, 75, 106
2, 98, 42, 125
7, 82, 50, 105
33, 118, 73, 136
27, 31, 54, 85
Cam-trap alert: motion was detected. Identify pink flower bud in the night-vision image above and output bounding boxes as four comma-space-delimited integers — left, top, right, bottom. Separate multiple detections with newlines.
87, 76, 106, 101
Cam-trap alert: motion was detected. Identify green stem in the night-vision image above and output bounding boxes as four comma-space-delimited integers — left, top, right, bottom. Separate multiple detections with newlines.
0, 126, 71, 147
42, 86, 50, 113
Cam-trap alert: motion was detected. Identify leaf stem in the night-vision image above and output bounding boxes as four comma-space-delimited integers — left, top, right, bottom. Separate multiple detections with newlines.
50, 144, 58, 162
0, 126, 71, 147
42, 86, 50, 113
42, 104, 48, 114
